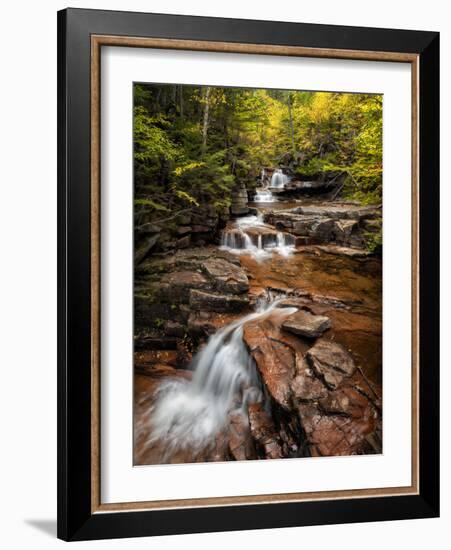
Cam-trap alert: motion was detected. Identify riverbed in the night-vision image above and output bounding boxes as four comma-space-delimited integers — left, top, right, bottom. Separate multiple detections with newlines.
134, 197, 382, 465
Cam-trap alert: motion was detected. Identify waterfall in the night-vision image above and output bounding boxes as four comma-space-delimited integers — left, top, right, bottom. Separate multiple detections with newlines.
276, 232, 295, 257
146, 300, 297, 459
221, 215, 295, 259
270, 168, 289, 189
254, 189, 276, 203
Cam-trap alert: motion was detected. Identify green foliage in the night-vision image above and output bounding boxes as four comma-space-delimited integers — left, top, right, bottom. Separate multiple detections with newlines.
365, 227, 383, 254
133, 84, 382, 227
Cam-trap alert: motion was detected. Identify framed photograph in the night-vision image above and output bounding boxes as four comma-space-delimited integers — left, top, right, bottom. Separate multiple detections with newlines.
57, 8, 439, 541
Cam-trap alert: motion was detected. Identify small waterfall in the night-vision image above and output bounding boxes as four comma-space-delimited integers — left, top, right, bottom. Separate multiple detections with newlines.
221, 215, 295, 259
271, 168, 290, 189
146, 300, 297, 459
254, 189, 276, 203
221, 230, 241, 249
276, 232, 295, 257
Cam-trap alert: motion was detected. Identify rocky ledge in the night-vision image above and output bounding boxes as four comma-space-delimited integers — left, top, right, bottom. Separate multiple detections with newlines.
263, 203, 381, 249
135, 247, 251, 347
242, 308, 382, 458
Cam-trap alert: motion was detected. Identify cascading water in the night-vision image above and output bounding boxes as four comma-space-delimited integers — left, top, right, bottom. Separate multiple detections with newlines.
270, 168, 290, 188
254, 189, 276, 202
145, 300, 297, 460
221, 215, 295, 259
276, 232, 295, 257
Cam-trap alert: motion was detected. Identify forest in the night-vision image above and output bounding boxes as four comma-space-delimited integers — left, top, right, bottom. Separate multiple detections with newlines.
134, 84, 382, 222
133, 82, 383, 466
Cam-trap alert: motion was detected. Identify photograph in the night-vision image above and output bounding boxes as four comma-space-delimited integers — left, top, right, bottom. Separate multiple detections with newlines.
133, 83, 383, 465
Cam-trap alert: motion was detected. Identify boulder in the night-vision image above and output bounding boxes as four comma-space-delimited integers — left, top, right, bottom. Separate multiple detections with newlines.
282, 310, 331, 339
333, 219, 358, 242
291, 358, 328, 402
243, 314, 299, 409
189, 289, 249, 312
297, 384, 379, 457
201, 257, 249, 294
160, 270, 211, 300
305, 340, 356, 389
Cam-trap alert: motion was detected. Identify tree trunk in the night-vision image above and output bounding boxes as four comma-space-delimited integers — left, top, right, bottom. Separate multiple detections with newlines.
287, 93, 296, 153
201, 86, 211, 156
179, 85, 184, 120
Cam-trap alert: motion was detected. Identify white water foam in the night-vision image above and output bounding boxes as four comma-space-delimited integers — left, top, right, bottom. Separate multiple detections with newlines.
145, 300, 297, 460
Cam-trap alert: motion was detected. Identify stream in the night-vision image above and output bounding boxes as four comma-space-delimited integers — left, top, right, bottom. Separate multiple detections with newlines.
134, 194, 382, 464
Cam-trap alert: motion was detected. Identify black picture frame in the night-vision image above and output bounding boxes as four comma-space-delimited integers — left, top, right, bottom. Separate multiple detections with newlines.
57, 7, 439, 541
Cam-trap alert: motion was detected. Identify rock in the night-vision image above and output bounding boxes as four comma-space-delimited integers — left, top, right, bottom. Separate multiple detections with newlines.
164, 320, 185, 338
230, 183, 249, 216
189, 289, 249, 312
318, 385, 371, 417
176, 340, 193, 368
333, 219, 358, 242
248, 403, 283, 459
230, 206, 250, 216
314, 245, 370, 258
177, 226, 192, 235
201, 257, 249, 294
243, 314, 298, 409
228, 413, 257, 461
191, 224, 213, 233
263, 203, 382, 249
305, 340, 356, 389
297, 388, 379, 456
134, 333, 180, 350
291, 358, 328, 401
134, 234, 159, 264
176, 235, 191, 249
160, 270, 211, 299
282, 310, 331, 338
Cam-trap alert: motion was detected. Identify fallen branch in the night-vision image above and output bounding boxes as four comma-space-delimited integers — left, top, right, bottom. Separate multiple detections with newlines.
136, 208, 194, 230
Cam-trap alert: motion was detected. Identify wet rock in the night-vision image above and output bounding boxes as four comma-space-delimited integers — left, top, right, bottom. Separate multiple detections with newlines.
297, 403, 352, 456
248, 403, 283, 459
243, 314, 299, 409
134, 333, 179, 350
189, 289, 249, 312
297, 385, 379, 457
228, 412, 257, 461
318, 385, 371, 417
282, 310, 331, 338
291, 358, 328, 402
134, 361, 193, 380
201, 257, 249, 294
305, 340, 356, 389
176, 341, 193, 368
